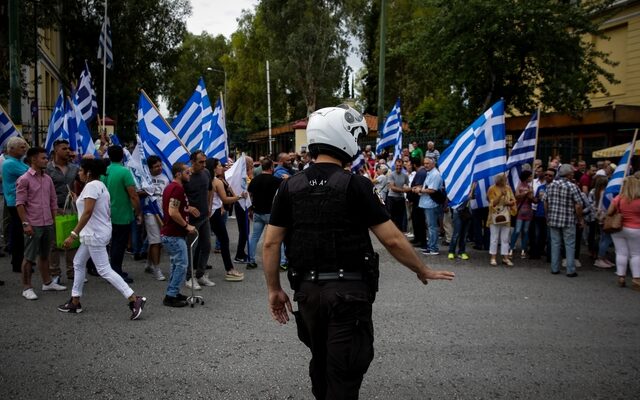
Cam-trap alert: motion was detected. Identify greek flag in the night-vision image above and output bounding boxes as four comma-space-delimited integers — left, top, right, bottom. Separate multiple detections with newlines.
351, 148, 365, 174
98, 16, 113, 69
63, 97, 96, 157
602, 139, 636, 210
74, 62, 98, 122
44, 89, 66, 154
205, 96, 227, 163
0, 104, 20, 150
506, 110, 538, 190
171, 78, 212, 152
376, 99, 402, 160
128, 135, 163, 218
138, 91, 189, 180
439, 100, 507, 207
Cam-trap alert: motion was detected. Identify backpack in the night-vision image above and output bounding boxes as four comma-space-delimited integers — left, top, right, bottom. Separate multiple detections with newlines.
429, 188, 447, 204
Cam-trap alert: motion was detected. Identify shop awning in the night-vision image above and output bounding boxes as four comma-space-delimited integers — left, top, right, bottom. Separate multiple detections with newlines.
592, 142, 640, 158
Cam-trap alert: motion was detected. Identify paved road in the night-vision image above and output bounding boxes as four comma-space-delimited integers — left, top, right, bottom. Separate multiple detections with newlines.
1, 221, 639, 399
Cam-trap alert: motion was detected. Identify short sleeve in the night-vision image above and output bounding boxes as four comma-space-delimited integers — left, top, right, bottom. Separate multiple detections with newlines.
81, 181, 102, 200
350, 175, 390, 227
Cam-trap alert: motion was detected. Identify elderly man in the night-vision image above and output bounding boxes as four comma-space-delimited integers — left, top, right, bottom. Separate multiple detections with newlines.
544, 164, 584, 277
424, 141, 440, 163
2, 136, 29, 273
414, 157, 443, 255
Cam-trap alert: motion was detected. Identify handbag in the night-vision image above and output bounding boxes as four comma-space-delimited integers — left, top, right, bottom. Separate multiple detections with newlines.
55, 191, 80, 249
492, 205, 511, 225
603, 207, 623, 234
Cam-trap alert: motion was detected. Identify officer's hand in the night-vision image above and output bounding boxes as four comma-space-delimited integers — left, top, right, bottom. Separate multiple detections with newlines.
417, 267, 455, 285
268, 289, 292, 324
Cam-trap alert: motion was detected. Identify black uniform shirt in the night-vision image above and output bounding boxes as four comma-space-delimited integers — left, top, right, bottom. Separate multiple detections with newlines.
269, 163, 390, 229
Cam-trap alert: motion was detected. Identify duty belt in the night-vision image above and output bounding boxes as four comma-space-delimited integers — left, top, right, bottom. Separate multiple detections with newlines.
301, 269, 364, 282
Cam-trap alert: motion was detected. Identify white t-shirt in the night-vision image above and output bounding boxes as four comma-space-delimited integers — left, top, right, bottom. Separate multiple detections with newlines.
77, 180, 112, 246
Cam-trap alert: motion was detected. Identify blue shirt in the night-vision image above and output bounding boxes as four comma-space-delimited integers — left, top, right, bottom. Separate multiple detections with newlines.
2, 155, 29, 206
534, 184, 546, 217
274, 165, 293, 179
419, 168, 443, 209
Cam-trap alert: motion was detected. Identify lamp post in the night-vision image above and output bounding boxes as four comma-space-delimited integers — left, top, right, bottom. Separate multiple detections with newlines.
206, 67, 226, 106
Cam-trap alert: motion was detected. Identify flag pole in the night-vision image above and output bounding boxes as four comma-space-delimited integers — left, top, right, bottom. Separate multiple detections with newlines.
220, 90, 228, 160
533, 106, 540, 162
140, 89, 191, 154
624, 128, 638, 179
101, 0, 108, 139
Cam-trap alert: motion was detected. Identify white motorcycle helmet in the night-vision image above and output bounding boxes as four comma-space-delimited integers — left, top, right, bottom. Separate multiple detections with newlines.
306, 104, 368, 162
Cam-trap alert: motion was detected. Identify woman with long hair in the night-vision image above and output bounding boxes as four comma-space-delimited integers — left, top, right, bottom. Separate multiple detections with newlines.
58, 158, 146, 319
206, 158, 246, 282
592, 175, 615, 269
509, 170, 534, 258
487, 174, 516, 266
607, 176, 640, 290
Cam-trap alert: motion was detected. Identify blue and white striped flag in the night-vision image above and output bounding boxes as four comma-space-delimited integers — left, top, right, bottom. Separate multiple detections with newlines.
205, 96, 227, 163
138, 91, 190, 180
128, 135, 163, 219
376, 99, 402, 160
71, 96, 97, 156
506, 110, 538, 190
74, 62, 98, 122
439, 100, 507, 207
351, 148, 365, 174
602, 139, 636, 210
44, 89, 67, 154
171, 78, 212, 152
0, 104, 21, 150
98, 16, 113, 69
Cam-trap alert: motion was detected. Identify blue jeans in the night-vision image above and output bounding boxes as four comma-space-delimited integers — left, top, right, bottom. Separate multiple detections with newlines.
161, 236, 188, 297
598, 230, 612, 258
549, 226, 576, 274
510, 219, 531, 252
448, 208, 469, 255
249, 213, 270, 263
424, 206, 441, 252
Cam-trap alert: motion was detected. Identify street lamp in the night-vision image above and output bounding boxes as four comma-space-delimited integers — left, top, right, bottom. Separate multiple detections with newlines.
206, 66, 227, 107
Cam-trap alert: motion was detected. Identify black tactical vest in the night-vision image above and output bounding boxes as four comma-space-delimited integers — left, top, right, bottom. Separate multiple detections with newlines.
285, 168, 374, 273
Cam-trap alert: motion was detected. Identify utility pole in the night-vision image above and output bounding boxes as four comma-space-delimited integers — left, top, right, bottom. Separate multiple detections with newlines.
376, 0, 387, 134
33, 0, 39, 146
9, 0, 22, 126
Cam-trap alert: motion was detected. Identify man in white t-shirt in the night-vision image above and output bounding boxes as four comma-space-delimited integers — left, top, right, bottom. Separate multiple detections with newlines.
139, 155, 168, 281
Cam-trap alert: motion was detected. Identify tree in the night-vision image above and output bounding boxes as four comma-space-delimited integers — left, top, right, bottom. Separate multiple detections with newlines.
356, 0, 618, 136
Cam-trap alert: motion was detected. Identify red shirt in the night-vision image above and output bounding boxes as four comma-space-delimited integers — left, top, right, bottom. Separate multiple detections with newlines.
161, 182, 190, 237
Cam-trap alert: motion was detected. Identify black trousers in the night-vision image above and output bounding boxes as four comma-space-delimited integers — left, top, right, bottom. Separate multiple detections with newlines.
110, 223, 130, 277
529, 216, 548, 259
410, 200, 426, 246
8, 206, 23, 272
387, 196, 406, 231
234, 202, 249, 260
294, 280, 374, 400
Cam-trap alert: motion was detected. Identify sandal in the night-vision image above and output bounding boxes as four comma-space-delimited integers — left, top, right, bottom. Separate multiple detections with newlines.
503, 258, 514, 267
490, 259, 497, 266
632, 279, 640, 291
618, 276, 626, 288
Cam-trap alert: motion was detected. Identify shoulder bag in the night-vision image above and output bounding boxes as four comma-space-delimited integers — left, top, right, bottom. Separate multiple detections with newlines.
603, 204, 623, 234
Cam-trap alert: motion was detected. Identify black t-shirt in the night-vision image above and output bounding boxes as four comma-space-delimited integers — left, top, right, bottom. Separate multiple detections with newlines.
248, 173, 282, 214
269, 163, 390, 229
183, 169, 212, 221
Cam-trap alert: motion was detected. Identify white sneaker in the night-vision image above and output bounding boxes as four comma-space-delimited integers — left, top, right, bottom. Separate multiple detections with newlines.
561, 259, 567, 268
22, 288, 38, 300
185, 278, 202, 290
152, 267, 166, 281
197, 275, 216, 287
42, 281, 67, 291
594, 259, 613, 269
575, 260, 582, 268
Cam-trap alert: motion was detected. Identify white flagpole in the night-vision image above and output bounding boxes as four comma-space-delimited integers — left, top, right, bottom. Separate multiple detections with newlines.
101, 0, 108, 138
533, 106, 540, 162
219, 91, 228, 161
140, 89, 191, 154
266, 60, 273, 156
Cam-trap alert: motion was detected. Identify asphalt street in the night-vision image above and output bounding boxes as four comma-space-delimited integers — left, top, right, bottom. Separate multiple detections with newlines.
1, 220, 639, 399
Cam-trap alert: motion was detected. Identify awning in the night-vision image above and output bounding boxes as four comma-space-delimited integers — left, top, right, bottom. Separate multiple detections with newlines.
592, 142, 640, 158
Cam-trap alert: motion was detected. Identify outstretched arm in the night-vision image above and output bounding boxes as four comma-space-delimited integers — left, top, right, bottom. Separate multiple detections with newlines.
263, 224, 293, 324
370, 220, 455, 284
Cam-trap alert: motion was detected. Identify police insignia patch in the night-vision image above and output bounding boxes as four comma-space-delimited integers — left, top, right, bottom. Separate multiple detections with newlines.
373, 187, 385, 206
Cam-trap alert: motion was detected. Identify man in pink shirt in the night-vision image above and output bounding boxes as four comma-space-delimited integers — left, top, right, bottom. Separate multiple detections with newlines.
16, 147, 67, 300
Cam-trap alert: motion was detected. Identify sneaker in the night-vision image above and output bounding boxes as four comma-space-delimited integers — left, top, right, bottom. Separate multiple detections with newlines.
508, 249, 513, 258
22, 288, 38, 300
426, 251, 440, 256
197, 275, 216, 287
129, 296, 146, 320
163, 295, 188, 308
594, 259, 614, 269
575, 260, 582, 268
604, 258, 616, 267
447, 253, 455, 260
503, 258, 514, 267
176, 293, 188, 301
51, 276, 61, 285
279, 263, 289, 271
144, 265, 154, 274
58, 298, 82, 313
458, 253, 470, 260
42, 281, 67, 291
566, 272, 578, 278
152, 267, 166, 281
561, 259, 567, 268
489, 259, 498, 266
225, 269, 245, 282
234, 257, 248, 264
185, 278, 202, 290
520, 250, 527, 259
246, 262, 258, 269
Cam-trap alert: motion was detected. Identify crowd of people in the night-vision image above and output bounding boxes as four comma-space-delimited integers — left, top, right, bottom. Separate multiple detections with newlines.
1, 134, 638, 316
351, 141, 640, 290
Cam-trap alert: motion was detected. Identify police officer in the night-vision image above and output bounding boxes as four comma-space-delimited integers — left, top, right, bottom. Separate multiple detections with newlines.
263, 105, 455, 400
